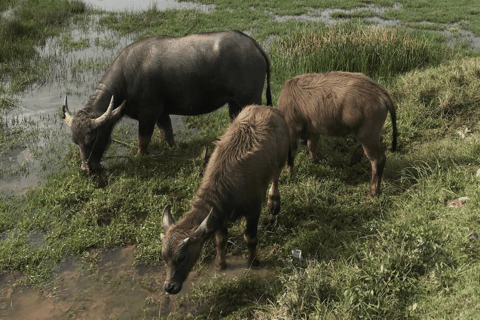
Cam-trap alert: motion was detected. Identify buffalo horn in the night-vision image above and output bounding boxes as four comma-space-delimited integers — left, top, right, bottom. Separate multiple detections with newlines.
62, 95, 74, 127
162, 205, 175, 229
92, 96, 116, 129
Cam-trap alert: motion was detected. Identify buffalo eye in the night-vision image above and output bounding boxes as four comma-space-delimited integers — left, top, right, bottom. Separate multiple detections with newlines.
176, 255, 186, 264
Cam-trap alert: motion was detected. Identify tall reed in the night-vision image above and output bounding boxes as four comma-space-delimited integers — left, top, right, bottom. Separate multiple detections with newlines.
270, 21, 453, 86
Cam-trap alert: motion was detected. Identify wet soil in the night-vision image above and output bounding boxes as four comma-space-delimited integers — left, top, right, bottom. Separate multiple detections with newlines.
0, 246, 273, 319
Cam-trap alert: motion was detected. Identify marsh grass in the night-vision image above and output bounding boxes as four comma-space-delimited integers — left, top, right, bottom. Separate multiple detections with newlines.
269, 20, 453, 89
0, 0, 86, 90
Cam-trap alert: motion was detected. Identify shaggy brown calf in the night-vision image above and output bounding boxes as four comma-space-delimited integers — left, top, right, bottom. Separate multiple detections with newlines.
277, 72, 397, 197
161, 105, 291, 294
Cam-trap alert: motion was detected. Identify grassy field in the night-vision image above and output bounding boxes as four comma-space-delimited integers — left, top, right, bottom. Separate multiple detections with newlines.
2, 0, 480, 319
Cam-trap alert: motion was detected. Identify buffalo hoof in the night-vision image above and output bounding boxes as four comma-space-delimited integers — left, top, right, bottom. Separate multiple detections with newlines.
137, 150, 149, 156
81, 161, 102, 174
267, 195, 281, 216
248, 257, 261, 269
216, 260, 227, 270
308, 154, 322, 163
264, 213, 278, 228
367, 191, 379, 198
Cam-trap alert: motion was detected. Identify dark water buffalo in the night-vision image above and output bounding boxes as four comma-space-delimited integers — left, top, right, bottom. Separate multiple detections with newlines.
161, 105, 291, 294
277, 72, 397, 197
61, 30, 272, 173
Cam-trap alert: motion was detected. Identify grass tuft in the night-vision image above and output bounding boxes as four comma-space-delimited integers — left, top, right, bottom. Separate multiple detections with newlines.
269, 20, 453, 91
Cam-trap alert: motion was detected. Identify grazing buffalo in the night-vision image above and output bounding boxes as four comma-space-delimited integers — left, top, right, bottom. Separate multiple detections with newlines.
161, 105, 291, 294
61, 31, 272, 173
277, 72, 397, 197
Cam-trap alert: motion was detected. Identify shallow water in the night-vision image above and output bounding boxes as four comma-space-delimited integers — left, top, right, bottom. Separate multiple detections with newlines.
0, 246, 273, 319
273, 3, 403, 26
83, 0, 216, 13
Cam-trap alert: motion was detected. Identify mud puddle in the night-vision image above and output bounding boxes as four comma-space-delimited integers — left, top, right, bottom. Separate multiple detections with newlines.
0, 246, 273, 319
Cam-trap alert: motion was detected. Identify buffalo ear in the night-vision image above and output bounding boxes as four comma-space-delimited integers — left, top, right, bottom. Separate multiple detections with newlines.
162, 205, 175, 229
194, 207, 216, 239
62, 95, 74, 127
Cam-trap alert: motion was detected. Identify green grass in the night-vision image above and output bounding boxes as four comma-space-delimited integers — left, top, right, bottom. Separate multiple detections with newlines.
269, 20, 454, 91
2, 0, 480, 319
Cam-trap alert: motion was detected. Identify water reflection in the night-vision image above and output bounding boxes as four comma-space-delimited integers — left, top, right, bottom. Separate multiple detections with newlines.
83, 0, 215, 13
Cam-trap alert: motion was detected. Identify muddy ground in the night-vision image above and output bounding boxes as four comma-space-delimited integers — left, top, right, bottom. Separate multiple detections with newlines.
0, 246, 272, 319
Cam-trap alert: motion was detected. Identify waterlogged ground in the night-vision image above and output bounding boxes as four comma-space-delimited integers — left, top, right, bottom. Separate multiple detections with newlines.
0, 14, 191, 195
0, 246, 272, 319
2, 0, 480, 195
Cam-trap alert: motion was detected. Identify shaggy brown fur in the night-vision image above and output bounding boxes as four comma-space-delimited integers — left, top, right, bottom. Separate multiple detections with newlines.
277, 72, 397, 197
161, 104, 291, 294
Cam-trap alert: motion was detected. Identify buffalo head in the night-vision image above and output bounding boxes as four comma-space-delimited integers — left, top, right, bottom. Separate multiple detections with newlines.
62, 95, 126, 173
161, 205, 216, 294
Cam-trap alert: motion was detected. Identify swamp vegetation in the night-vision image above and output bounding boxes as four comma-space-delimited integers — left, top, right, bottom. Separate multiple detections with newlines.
1, 0, 480, 319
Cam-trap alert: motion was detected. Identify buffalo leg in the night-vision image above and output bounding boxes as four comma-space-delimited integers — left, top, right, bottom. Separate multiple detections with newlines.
244, 209, 261, 267
307, 132, 320, 162
227, 101, 242, 121
267, 172, 282, 227
300, 128, 309, 145
286, 128, 300, 172
362, 143, 386, 197
137, 117, 156, 155
350, 145, 365, 165
215, 226, 228, 270
156, 114, 175, 147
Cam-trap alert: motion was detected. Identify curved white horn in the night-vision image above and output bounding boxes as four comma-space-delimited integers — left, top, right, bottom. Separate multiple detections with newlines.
92, 96, 116, 129
62, 95, 74, 127
162, 205, 175, 229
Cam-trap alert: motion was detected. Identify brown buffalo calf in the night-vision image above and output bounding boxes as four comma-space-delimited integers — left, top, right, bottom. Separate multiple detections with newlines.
277, 72, 397, 197
161, 104, 291, 294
